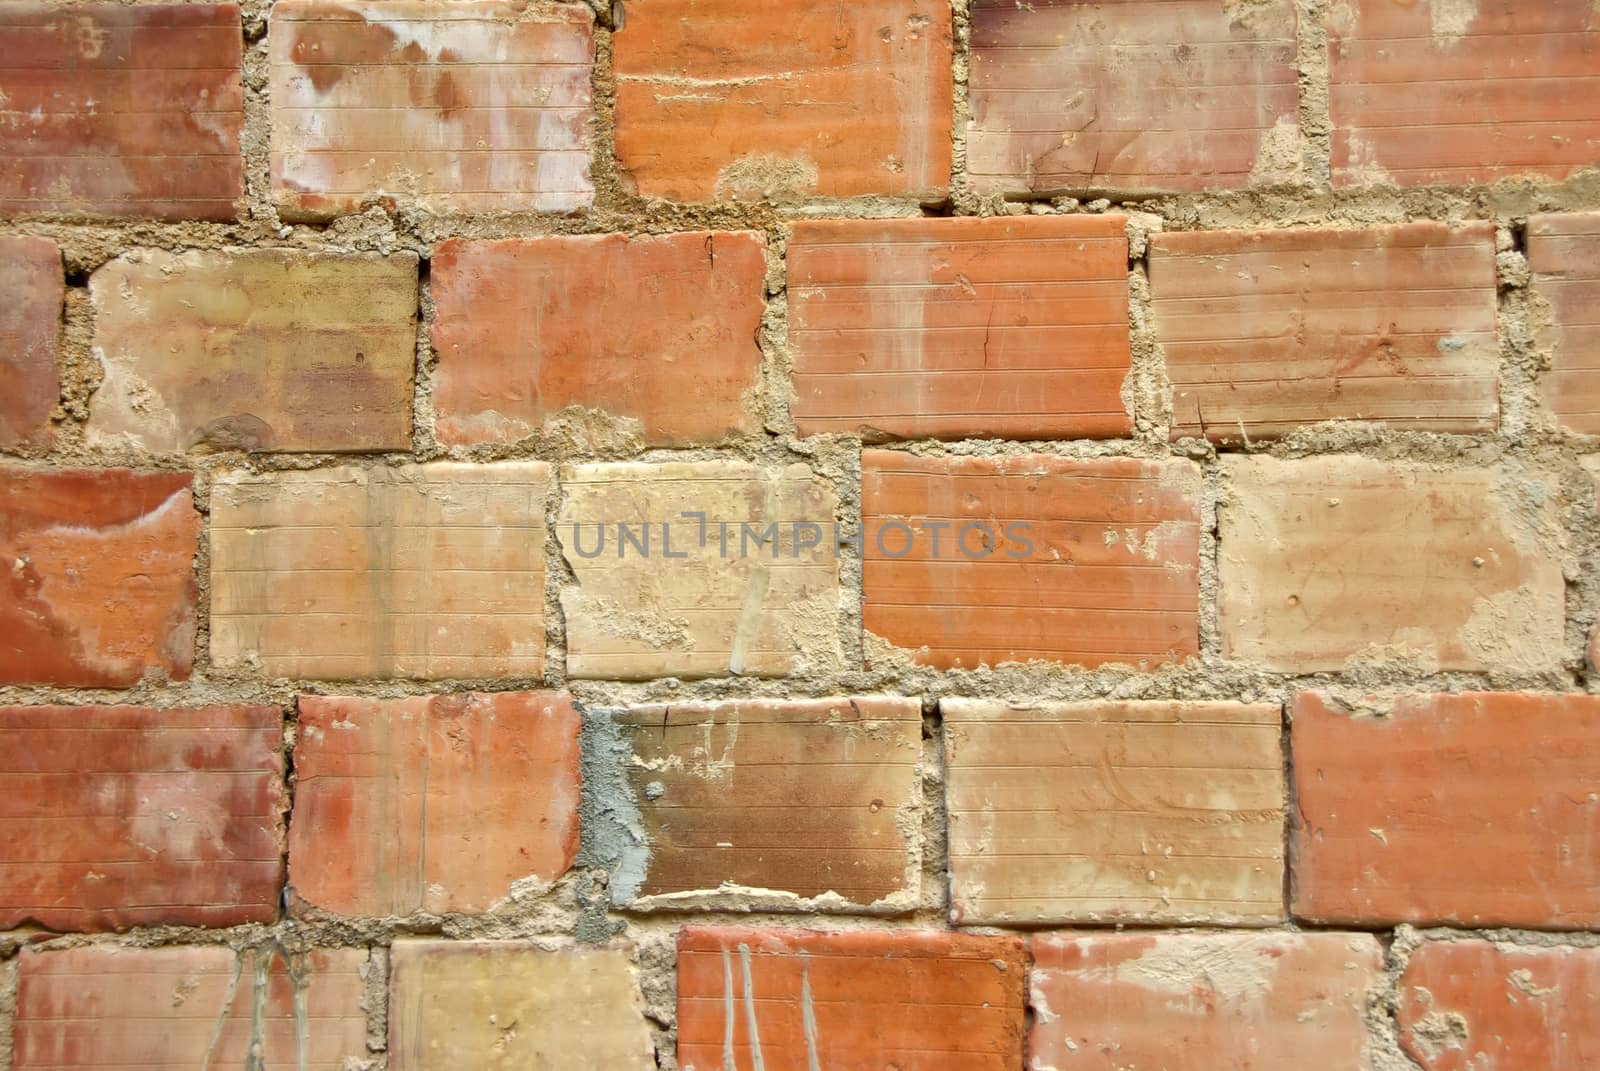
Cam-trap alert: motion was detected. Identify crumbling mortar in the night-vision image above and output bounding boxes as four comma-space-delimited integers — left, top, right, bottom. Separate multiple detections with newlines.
1295, 0, 1334, 187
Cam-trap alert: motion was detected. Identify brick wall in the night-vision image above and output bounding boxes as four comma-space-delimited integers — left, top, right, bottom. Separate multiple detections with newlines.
2, 0, 1600, 1067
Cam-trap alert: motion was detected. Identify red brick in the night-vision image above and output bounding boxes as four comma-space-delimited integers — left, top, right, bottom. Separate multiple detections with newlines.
290, 691, 580, 916
269, 0, 594, 219
14, 945, 368, 1070
0, 4, 244, 220
676, 927, 1027, 1071
1, 466, 199, 686
432, 232, 765, 447
1152, 223, 1500, 441
788, 216, 1132, 440
943, 699, 1284, 925
967, 0, 1301, 195
1293, 690, 1600, 928
87, 250, 419, 453
1031, 932, 1383, 1070
1530, 213, 1600, 434
613, 0, 953, 202
1330, 0, 1600, 186
1219, 457, 1564, 673
0, 704, 283, 931
1399, 940, 1600, 1070
861, 451, 1201, 669
0, 236, 61, 450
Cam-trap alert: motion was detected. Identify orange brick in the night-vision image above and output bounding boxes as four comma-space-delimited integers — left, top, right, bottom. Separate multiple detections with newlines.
0, 704, 282, 931
209, 462, 549, 680
1330, 0, 1600, 186
1399, 940, 1600, 1070
676, 927, 1027, 1071
1530, 213, 1600, 434
943, 699, 1284, 925
967, 0, 1301, 195
290, 691, 580, 916
269, 0, 594, 218
1293, 691, 1600, 928
0, 4, 244, 220
1, 466, 199, 687
1219, 457, 1564, 672
788, 216, 1132, 440
432, 232, 765, 447
613, 0, 953, 202
14, 945, 368, 1070
609, 696, 922, 909
0, 236, 61, 450
87, 250, 418, 453
861, 451, 1201, 669
1031, 932, 1383, 1070
1151, 223, 1500, 441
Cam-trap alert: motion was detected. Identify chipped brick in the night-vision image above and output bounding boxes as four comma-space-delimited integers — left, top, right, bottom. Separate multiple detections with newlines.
1529, 212, 1600, 434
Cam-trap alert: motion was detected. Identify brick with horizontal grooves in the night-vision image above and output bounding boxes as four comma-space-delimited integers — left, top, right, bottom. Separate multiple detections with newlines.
1330, 0, 1600, 186
0, 236, 61, 450
1031, 932, 1383, 1069
967, 0, 1301, 195
1, 466, 199, 686
1530, 213, 1600, 434
861, 451, 1201, 669
942, 698, 1284, 925
432, 232, 765, 447
14, 945, 367, 1070
269, 0, 594, 218
0, 3, 245, 220
88, 250, 418, 453
290, 691, 580, 916
610, 696, 921, 910
1151, 223, 1500, 441
209, 462, 548, 680
0, 704, 282, 931
612, 0, 953, 202
1219, 456, 1564, 672
788, 215, 1132, 440
676, 927, 1027, 1071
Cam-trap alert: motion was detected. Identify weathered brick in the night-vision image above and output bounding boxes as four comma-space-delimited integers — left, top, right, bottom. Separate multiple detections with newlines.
209, 462, 548, 680
0, 236, 61, 450
608, 696, 921, 910
14, 945, 368, 1070
0, 704, 282, 931
269, 0, 594, 219
1399, 940, 1600, 1070
388, 940, 654, 1070
967, 0, 1301, 195
677, 927, 1027, 1071
88, 250, 418, 453
1, 466, 199, 686
788, 216, 1132, 440
1219, 457, 1564, 672
1530, 213, 1600, 434
860, 451, 1201, 669
943, 699, 1284, 925
557, 461, 842, 679
290, 691, 580, 916
1152, 223, 1500, 441
1294, 691, 1600, 928
432, 232, 765, 448
1330, 0, 1600, 186
612, 0, 953, 202
0, 3, 244, 220
1031, 932, 1383, 1070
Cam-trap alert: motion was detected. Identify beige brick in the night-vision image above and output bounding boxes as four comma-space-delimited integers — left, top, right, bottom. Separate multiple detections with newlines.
1219, 456, 1564, 672
557, 462, 842, 680
942, 699, 1285, 925
88, 250, 418, 453
1530, 213, 1600, 434
210, 462, 548, 679
609, 696, 922, 910
388, 940, 654, 1070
